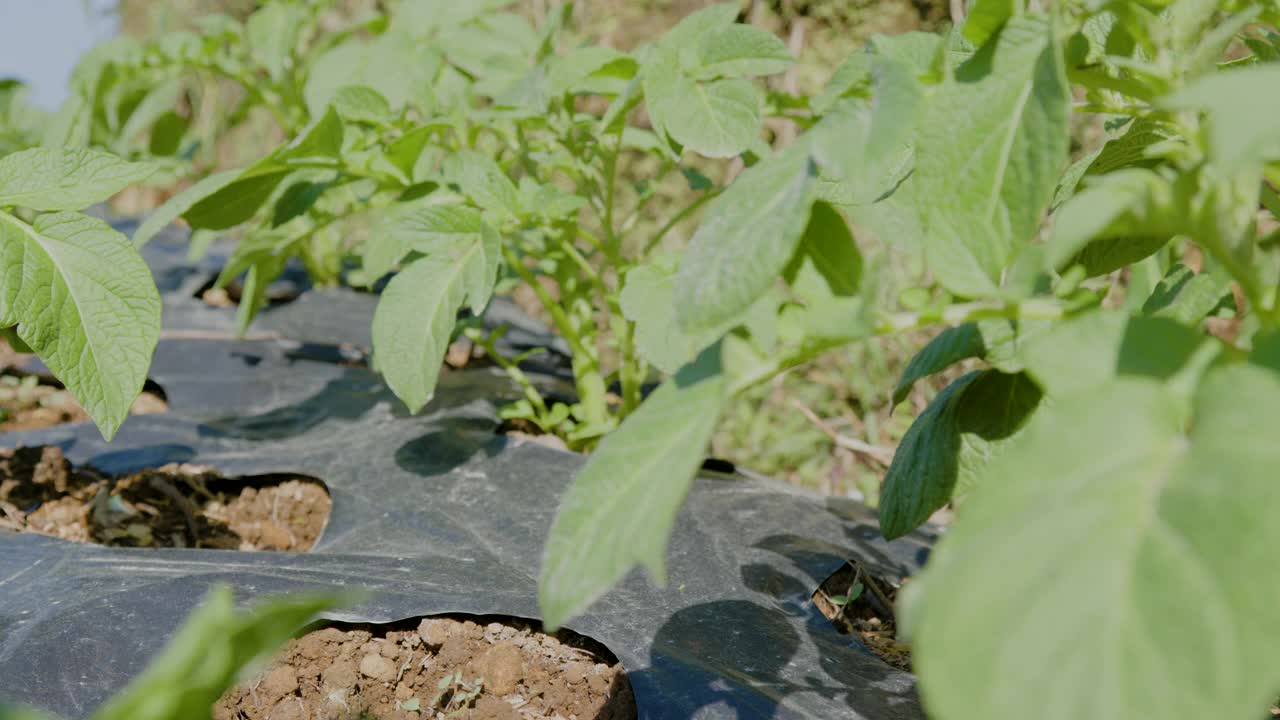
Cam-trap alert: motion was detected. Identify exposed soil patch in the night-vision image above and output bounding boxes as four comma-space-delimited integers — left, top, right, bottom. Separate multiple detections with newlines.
0, 446, 329, 550
812, 561, 912, 672
215, 615, 636, 720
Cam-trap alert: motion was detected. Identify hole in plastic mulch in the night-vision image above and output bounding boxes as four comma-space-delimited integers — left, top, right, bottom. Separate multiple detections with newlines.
215, 613, 637, 720
0, 445, 330, 551
812, 560, 913, 672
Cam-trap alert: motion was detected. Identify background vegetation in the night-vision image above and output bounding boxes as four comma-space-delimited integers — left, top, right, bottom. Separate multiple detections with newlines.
111, 0, 951, 503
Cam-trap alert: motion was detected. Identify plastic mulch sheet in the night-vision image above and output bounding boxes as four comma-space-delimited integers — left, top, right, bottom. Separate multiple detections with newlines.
0, 223, 932, 720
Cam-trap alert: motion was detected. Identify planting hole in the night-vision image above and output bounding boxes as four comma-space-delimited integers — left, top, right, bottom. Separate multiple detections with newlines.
812, 560, 912, 671
215, 614, 637, 720
195, 273, 304, 310
0, 446, 330, 551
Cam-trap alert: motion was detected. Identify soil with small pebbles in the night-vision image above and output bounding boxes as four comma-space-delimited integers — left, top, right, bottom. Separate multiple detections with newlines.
215, 616, 636, 720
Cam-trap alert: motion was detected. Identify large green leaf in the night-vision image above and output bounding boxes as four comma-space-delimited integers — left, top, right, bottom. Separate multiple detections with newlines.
645, 70, 761, 159
962, 0, 1019, 46
1019, 311, 1215, 398
693, 24, 793, 79
0, 148, 154, 211
0, 211, 160, 439
92, 586, 342, 720
1164, 64, 1280, 171
539, 343, 726, 630
902, 365, 1280, 720
674, 144, 815, 332
304, 32, 441, 116
371, 224, 499, 412
643, 5, 762, 158
245, 2, 304, 82
914, 14, 1069, 297
1140, 264, 1233, 326
782, 201, 861, 297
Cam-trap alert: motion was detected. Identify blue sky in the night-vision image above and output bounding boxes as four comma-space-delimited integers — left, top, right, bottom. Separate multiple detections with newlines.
0, 1, 119, 109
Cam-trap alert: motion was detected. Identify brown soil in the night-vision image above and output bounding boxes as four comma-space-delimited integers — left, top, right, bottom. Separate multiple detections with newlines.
215, 616, 636, 720
812, 561, 912, 672
0, 446, 329, 551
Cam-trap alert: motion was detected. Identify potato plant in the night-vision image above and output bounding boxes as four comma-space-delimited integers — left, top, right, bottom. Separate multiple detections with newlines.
19, 1, 1280, 719
0, 147, 160, 439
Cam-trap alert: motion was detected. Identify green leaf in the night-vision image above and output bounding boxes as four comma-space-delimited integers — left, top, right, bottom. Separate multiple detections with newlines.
621, 259, 775, 374
133, 170, 241, 246
246, 2, 303, 82
914, 14, 1070, 297
0, 148, 155, 211
1164, 65, 1280, 171
693, 24, 793, 79
675, 144, 815, 332
0, 211, 160, 440
539, 343, 726, 630
1140, 264, 1233, 326
880, 371, 982, 539
446, 150, 521, 218
92, 586, 343, 720
1019, 311, 1214, 398
274, 106, 344, 166
547, 46, 631, 97
782, 201, 861, 297
331, 85, 392, 125
962, 0, 1019, 46
372, 224, 499, 412
183, 166, 293, 231
893, 324, 984, 405
881, 369, 1041, 539
271, 179, 330, 228
646, 71, 761, 159
903, 365, 1280, 720
1046, 169, 1181, 274
305, 33, 442, 116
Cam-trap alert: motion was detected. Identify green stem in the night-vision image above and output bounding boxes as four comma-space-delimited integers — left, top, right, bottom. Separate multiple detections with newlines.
465, 327, 550, 418
501, 244, 610, 424
728, 297, 1079, 396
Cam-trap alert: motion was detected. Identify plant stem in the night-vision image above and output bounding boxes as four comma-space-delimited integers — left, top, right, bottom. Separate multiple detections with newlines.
500, 244, 610, 425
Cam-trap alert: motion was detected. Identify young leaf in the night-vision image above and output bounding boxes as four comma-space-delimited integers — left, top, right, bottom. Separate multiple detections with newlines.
902, 366, 1280, 720
246, 2, 303, 82
539, 343, 726, 630
675, 145, 815, 333
133, 170, 241, 246
892, 324, 985, 406
1140, 264, 1233, 326
0, 148, 155, 211
0, 211, 160, 440
332, 85, 393, 125
372, 225, 499, 412
914, 14, 1069, 297
91, 586, 343, 720
446, 151, 521, 219
182, 166, 293, 231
